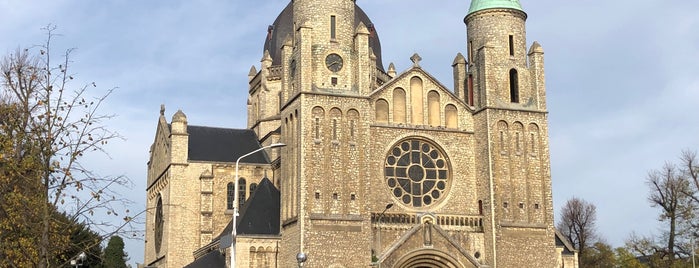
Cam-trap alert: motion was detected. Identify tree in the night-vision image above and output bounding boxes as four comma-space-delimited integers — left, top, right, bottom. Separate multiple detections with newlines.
646, 161, 694, 263
680, 150, 699, 203
103, 236, 128, 268
0, 83, 46, 266
625, 151, 699, 268
54, 211, 103, 267
575, 241, 651, 268
580, 242, 616, 268
614, 247, 646, 268
558, 197, 598, 261
0, 25, 134, 267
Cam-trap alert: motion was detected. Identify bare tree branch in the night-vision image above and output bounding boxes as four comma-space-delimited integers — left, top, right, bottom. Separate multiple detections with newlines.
557, 197, 598, 262
0, 25, 137, 267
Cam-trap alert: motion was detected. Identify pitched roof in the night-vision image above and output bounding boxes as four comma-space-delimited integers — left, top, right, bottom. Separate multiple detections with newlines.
555, 229, 577, 255
218, 177, 281, 237
183, 250, 226, 268
186, 126, 269, 164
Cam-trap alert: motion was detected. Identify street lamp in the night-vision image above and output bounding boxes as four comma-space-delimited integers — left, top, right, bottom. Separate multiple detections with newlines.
376, 203, 393, 268
231, 142, 286, 268
70, 252, 86, 268
692, 233, 697, 268
296, 252, 307, 268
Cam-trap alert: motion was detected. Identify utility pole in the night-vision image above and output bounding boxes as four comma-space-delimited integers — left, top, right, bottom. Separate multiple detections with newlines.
692, 235, 696, 268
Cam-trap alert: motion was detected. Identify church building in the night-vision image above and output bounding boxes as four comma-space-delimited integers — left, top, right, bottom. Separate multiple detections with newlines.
144, 0, 578, 267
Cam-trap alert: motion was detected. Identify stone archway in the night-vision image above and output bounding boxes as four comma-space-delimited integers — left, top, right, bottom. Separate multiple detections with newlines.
394, 249, 464, 268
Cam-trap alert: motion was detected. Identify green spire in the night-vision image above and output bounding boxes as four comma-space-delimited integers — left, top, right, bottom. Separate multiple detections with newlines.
468, 0, 523, 15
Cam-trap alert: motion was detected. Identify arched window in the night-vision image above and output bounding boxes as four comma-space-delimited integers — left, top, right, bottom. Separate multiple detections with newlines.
410, 77, 424, 125
467, 74, 474, 106
154, 194, 164, 253
478, 200, 483, 215
528, 123, 540, 156
445, 104, 458, 128
393, 88, 406, 123
347, 109, 359, 140
227, 182, 234, 210
238, 178, 247, 206
513, 122, 524, 154
427, 91, 440, 126
375, 99, 389, 123
498, 121, 509, 153
509, 69, 519, 103
312, 106, 324, 141
330, 108, 342, 141
250, 183, 258, 195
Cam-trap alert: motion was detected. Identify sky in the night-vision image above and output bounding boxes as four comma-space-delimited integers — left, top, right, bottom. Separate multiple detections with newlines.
1, 0, 698, 266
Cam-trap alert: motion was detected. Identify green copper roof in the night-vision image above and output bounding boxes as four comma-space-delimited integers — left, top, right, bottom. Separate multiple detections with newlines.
468, 0, 524, 15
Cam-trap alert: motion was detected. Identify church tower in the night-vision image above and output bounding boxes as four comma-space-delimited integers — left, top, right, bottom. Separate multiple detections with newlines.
279, 0, 380, 99
466, 0, 556, 266
276, 0, 381, 266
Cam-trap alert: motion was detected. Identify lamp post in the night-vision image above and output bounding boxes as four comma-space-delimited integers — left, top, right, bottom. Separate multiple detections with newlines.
692, 234, 696, 268
296, 252, 307, 268
69, 252, 86, 268
231, 143, 286, 268
376, 203, 393, 268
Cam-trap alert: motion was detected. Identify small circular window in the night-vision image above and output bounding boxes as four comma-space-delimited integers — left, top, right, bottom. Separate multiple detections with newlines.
385, 138, 450, 208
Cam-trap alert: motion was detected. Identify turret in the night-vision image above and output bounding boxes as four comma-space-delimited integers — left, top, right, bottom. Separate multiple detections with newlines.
355, 22, 371, 95
465, 0, 534, 110
452, 53, 467, 100
528, 41, 546, 110
292, 0, 356, 45
465, 1, 556, 267
170, 109, 188, 164
291, 0, 359, 93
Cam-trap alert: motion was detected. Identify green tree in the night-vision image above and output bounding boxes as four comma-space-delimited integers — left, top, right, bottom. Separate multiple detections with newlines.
0, 25, 134, 267
53, 211, 103, 267
580, 242, 616, 268
102, 236, 128, 268
614, 247, 646, 268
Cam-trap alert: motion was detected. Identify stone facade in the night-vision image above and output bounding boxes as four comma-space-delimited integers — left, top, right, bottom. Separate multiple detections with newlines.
144, 1, 579, 267
144, 109, 278, 268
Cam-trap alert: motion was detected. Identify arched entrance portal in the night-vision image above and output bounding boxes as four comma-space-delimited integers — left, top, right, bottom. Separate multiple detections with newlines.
394, 249, 464, 268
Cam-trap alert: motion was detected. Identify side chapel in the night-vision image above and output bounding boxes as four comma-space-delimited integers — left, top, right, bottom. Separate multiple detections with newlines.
144, 0, 579, 267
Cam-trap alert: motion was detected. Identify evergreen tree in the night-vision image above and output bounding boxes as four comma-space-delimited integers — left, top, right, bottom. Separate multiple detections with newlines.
102, 236, 128, 268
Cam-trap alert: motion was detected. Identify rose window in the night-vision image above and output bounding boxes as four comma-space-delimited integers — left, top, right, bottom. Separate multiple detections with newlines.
385, 138, 450, 207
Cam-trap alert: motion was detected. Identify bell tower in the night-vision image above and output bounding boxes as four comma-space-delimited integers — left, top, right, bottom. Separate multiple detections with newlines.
289, 0, 369, 94
277, 1, 379, 267
466, 0, 557, 266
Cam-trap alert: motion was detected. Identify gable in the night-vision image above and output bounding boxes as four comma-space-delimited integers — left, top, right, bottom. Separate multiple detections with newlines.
235, 177, 281, 235
216, 178, 281, 237
381, 221, 481, 268
147, 115, 172, 187
369, 67, 474, 131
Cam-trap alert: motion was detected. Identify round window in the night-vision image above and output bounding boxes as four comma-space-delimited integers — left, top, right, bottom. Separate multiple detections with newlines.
385, 138, 450, 208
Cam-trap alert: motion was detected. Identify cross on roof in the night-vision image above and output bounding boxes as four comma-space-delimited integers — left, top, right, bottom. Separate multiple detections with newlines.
411, 53, 422, 67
